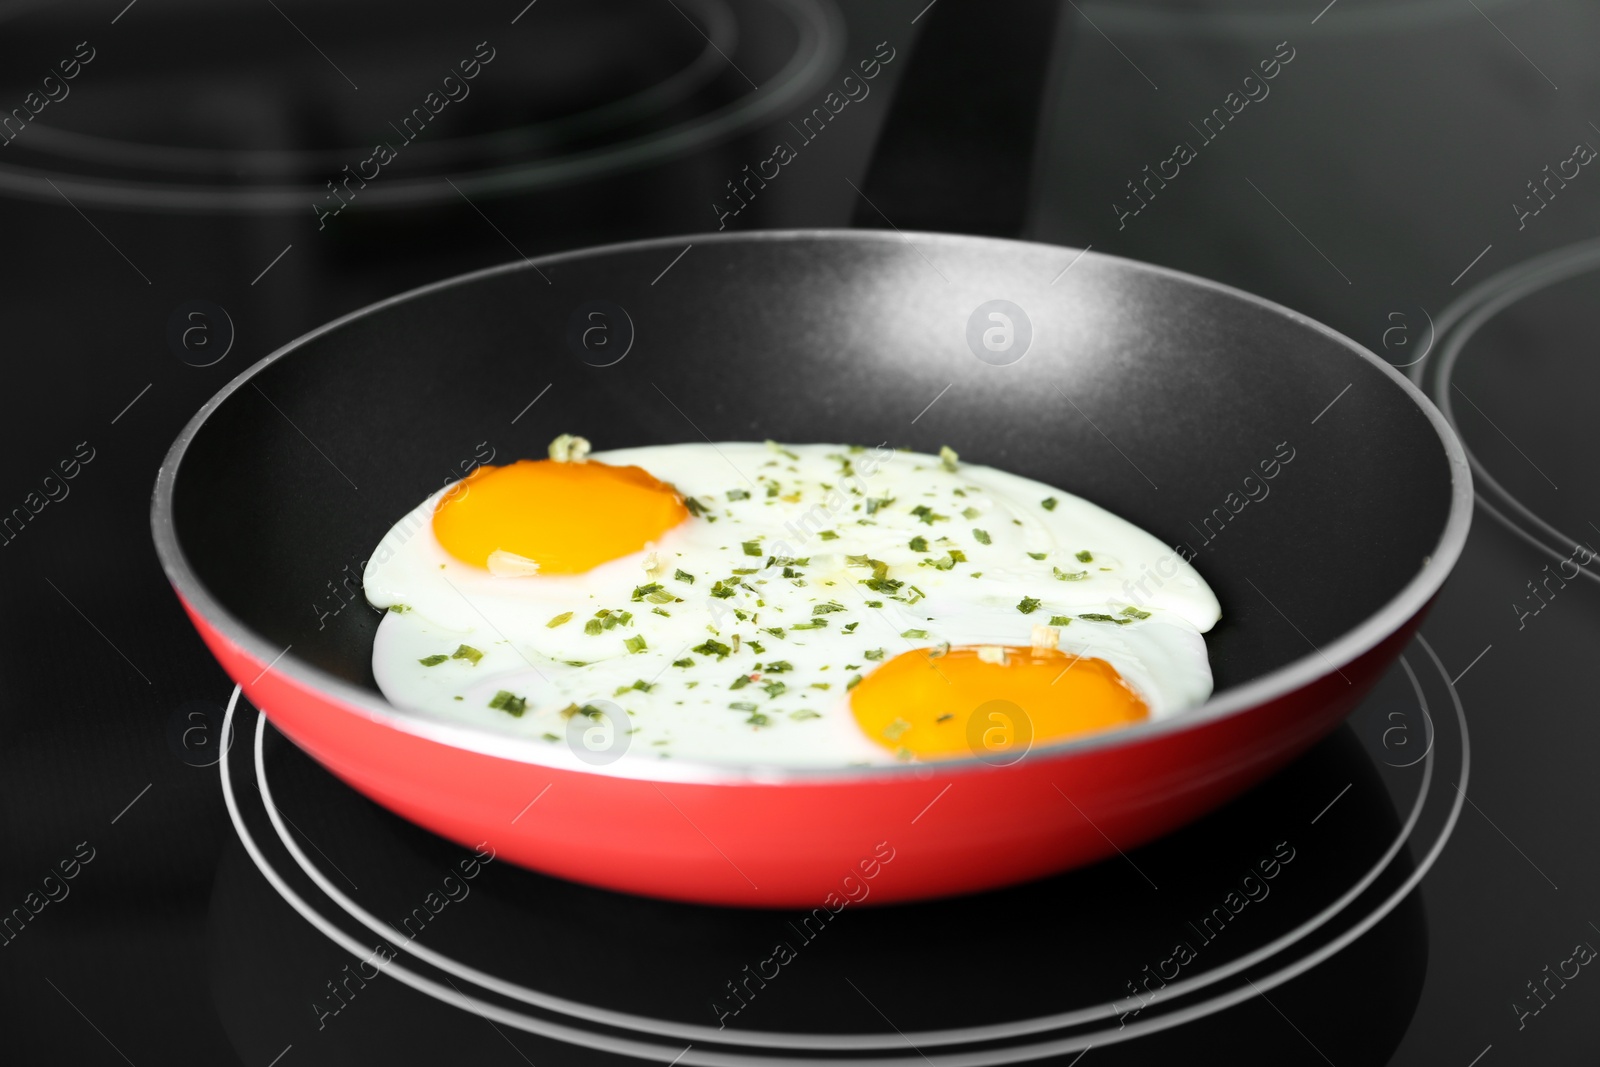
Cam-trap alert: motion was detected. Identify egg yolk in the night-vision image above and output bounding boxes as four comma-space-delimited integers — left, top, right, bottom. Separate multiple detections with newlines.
849, 645, 1148, 760
432, 459, 688, 573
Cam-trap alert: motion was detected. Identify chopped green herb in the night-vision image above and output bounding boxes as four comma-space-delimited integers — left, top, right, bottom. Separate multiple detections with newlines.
1078, 612, 1131, 625
866, 600, 884, 608
729, 701, 759, 712
962, 506, 981, 520
1017, 597, 1042, 614
451, 644, 483, 665
972, 528, 992, 545
730, 675, 751, 690
765, 440, 800, 460
745, 712, 770, 727
809, 682, 832, 691
692, 639, 732, 659
1121, 606, 1152, 620
935, 713, 955, 723
630, 679, 656, 693
901, 628, 929, 639
939, 445, 959, 471
673, 568, 695, 584
747, 639, 766, 654
842, 621, 859, 633
864, 648, 886, 661
790, 709, 822, 721
818, 530, 840, 541
884, 718, 912, 741
812, 600, 847, 615
846, 674, 863, 690
672, 658, 694, 668
763, 681, 787, 698
388, 604, 410, 614
1053, 567, 1089, 581
728, 488, 750, 501
910, 505, 947, 525
765, 627, 785, 638
710, 581, 737, 600
488, 690, 527, 717
418, 654, 449, 667
624, 634, 648, 654
585, 608, 630, 633
909, 536, 929, 552
789, 618, 828, 630
866, 496, 895, 515
652, 607, 672, 617
1076, 550, 1094, 563
1048, 615, 1073, 626
547, 611, 574, 628
1041, 497, 1058, 511
764, 660, 794, 673
1027, 551, 1048, 560
741, 540, 762, 557
684, 497, 707, 517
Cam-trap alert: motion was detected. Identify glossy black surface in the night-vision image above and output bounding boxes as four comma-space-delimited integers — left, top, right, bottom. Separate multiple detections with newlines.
2, 0, 1598, 1063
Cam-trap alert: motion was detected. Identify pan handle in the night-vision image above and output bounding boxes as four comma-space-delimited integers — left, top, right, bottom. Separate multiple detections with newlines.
850, 0, 1069, 238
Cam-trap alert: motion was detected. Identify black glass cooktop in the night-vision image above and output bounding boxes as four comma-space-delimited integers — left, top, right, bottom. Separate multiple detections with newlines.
2, 1, 1597, 1064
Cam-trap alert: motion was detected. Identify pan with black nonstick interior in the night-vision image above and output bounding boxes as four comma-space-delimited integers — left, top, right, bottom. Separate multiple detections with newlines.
151, 229, 1470, 907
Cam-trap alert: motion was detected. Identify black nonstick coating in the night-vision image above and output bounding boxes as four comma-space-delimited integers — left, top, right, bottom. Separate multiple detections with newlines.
168, 230, 1456, 702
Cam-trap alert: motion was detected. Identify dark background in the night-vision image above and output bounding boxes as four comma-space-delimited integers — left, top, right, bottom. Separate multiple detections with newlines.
1, 0, 1597, 1063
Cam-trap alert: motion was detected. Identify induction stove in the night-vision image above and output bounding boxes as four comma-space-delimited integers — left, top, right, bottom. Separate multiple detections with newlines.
2, 1, 1596, 1064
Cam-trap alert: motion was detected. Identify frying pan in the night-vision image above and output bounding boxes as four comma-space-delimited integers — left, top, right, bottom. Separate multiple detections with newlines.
150, 229, 1470, 907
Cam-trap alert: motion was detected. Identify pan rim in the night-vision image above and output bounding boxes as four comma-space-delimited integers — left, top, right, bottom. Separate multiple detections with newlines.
150, 227, 1474, 785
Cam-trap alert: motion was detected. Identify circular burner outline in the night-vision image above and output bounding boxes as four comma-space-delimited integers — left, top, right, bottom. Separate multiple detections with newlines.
255, 677, 1436, 1048
1415, 237, 1600, 587
0, 0, 843, 211
16, 0, 739, 177
221, 635, 1466, 1062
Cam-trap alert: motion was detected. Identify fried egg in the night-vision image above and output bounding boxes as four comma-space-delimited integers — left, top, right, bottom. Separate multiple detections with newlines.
362, 440, 1220, 767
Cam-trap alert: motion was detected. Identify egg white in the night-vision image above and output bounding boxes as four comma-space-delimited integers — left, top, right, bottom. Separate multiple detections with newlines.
362, 442, 1221, 767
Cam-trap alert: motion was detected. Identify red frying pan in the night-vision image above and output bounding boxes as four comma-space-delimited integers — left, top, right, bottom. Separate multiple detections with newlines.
151, 229, 1470, 906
